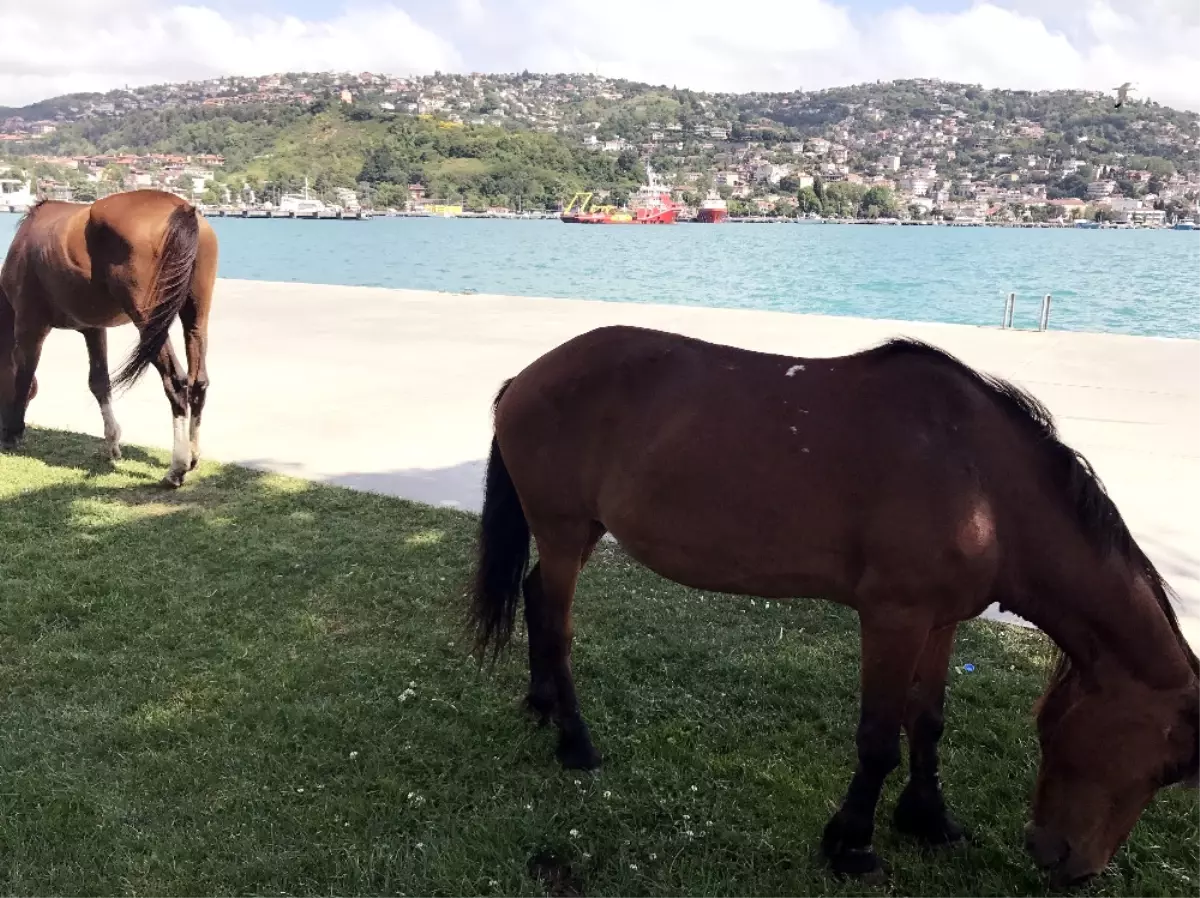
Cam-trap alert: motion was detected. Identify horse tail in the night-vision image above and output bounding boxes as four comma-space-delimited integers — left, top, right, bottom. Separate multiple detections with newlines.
469, 380, 530, 662
113, 202, 200, 390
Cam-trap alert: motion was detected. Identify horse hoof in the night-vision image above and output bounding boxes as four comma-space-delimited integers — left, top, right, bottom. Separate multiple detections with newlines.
827, 846, 890, 882
1, 434, 23, 451
160, 471, 186, 489
188, 457, 200, 472
893, 790, 969, 846
105, 443, 122, 461
556, 733, 602, 770
524, 692, 555, 726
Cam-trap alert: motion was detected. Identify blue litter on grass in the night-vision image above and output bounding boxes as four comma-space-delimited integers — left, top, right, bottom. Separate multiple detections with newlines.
963, 663, 975, 673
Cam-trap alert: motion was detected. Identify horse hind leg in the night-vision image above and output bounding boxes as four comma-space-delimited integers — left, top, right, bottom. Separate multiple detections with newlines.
150, 342, 191, 488
83, 329, 121, 460
524, 521, 606, 770
180, 292, 210, 471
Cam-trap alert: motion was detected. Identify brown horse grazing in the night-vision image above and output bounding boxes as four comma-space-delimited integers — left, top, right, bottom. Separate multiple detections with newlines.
469, 325, 1198, 887
0, 190, 217, 487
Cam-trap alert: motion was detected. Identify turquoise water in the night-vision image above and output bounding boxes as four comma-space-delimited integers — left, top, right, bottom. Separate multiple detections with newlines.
3, 215, 1197, 338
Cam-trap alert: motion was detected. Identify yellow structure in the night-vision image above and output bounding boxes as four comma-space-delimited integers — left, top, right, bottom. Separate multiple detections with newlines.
425, 203, 463, 217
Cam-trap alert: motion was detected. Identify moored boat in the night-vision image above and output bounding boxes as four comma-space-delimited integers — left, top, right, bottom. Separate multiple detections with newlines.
695, 192, 728, 223
561, 163, 678, 224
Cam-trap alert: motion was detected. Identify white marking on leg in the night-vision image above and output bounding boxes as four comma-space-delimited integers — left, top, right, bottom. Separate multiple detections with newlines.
100, 400, 122, 459
786, 364, 806, 376
170, 415, 190, 474
188, 414, 201, 466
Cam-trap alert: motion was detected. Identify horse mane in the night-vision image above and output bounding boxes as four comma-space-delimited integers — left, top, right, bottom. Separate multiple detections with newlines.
870, 337, 1199, 685
16, 197, 51, 227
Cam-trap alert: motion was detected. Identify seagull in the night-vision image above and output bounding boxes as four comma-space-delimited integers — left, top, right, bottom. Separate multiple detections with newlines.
1113, 82, 1135, 108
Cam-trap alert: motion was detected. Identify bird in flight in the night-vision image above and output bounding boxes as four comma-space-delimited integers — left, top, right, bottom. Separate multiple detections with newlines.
1113, 82, 1136, 108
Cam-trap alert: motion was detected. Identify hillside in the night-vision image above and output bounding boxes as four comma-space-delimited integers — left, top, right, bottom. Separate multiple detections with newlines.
3, 72, 1198, 217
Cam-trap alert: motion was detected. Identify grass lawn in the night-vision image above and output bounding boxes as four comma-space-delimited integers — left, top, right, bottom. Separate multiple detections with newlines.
0, 429, 1196, 897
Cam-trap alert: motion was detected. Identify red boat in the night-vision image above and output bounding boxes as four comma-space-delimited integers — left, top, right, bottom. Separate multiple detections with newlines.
696, 192, 729, 223
561, 164, 679, 224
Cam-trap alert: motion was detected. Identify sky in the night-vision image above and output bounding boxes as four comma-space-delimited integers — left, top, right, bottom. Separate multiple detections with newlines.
1, 0, 1198, 111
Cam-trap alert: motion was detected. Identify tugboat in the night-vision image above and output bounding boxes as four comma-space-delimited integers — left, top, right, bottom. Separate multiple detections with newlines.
561, 163, 679, 224
695, 191, 729, 223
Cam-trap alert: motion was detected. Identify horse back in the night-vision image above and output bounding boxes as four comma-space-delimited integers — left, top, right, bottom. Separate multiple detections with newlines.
494, 326, 1022, 612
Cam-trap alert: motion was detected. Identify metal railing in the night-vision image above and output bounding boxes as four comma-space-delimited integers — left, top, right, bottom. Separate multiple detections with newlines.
1001, 292, 1053, 332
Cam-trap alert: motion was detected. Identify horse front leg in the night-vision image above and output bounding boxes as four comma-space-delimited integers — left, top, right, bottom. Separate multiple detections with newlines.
822, 611, 931, 879
82, 328, 121, 460
894, 622, 967, 845
1, 317, 50, 450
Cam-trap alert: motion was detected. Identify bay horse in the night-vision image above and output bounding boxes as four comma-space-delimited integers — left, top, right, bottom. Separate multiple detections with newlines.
0, 190, 217, 487
469, 325, 1198, 887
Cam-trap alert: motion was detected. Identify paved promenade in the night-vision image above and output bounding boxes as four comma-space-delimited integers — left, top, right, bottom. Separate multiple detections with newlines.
24, 279, 1200, 646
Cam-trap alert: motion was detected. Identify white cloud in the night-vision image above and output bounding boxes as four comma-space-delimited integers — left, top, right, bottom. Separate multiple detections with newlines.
0, 1, 461, 106
1, 0, 1198, 111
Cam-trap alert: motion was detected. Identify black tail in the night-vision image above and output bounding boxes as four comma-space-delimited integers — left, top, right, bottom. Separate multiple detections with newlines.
113, 203, 200, 390
469, 381, 531, 662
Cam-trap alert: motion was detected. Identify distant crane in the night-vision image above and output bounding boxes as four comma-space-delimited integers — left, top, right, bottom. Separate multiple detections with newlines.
1113, 82, 1136, 108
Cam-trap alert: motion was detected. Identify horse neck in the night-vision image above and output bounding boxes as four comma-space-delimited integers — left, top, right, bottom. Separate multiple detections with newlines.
1007, 546, 1196, 692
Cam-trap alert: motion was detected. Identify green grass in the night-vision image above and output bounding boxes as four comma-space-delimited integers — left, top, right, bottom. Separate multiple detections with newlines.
0, 429, 1195, 897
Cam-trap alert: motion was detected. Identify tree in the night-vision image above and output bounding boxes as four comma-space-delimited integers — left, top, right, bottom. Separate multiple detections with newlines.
796, 185, 822, 214
859, 186, 898, 218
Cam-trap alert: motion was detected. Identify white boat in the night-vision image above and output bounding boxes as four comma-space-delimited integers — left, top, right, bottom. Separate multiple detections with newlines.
277, 178, 334, 217
0, 178, 36, 213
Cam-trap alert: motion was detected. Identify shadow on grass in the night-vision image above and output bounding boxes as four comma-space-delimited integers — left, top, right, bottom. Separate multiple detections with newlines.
0, 428, 1195, 898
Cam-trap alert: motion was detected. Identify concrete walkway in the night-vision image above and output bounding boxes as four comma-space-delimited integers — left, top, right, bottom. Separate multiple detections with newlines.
24, 279, 1200, 647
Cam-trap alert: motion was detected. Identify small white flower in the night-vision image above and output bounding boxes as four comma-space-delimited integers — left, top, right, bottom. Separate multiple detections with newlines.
690, 784, 698, 792
583, 852, 591, 859
569, 828, 580, 838
416, 842, 425, 850
349, 750, 359, 760
629, 864, 638, 871
574, 779, 582, 786
686, 829, 695, 837
525, 803, 533, 811
650, 853, 658, 861
683, 814, 690, 820
488, 879, 499, 888
409, 680, 416, 688
296, 787, 305, 793
603, 790, 612, 799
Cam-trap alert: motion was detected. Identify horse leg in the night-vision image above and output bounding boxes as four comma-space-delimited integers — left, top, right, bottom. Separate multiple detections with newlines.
524, 523, 605, 724
150, 342, 191, 488
1, 318, 50, 449
822, 611, 930, 878
526, 523, 605, 770
180, 296, 209, 471
894, 623, 967, 845
0, 286, 13, 441
82, 329, 121, 460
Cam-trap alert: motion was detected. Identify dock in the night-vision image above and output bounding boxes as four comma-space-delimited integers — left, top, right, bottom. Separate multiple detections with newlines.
25, 280, 1200, 647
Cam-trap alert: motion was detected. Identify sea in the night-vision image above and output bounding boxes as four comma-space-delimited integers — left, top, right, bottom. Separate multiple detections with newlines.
2, 215, 1197, 339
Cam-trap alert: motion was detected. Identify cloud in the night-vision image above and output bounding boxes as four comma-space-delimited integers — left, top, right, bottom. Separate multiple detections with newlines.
0, 1, 461, 106
1, 0, 1198, 111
